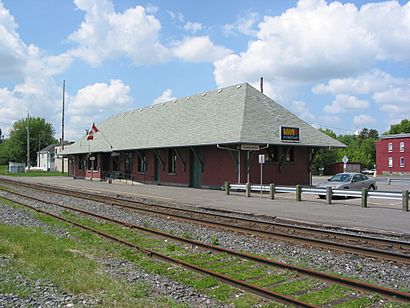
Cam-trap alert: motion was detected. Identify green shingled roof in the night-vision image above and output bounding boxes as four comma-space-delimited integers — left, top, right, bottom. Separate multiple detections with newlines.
61, 83, 345, 155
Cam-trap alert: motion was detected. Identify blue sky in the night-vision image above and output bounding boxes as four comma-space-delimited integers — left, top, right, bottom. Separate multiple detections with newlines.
1, 0, 410, 140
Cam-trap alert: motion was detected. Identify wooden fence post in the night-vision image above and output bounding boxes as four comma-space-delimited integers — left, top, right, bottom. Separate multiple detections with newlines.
402, 190, 409, 212
296, 185, 302, 202
269, 184, 275, 200
326, 187, 332, 205
361, 188, 368, 208
225, 182, 230, 195
246, 182, 251, 197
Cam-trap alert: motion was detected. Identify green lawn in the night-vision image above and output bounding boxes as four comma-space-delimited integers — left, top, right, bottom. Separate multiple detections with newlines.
0, 165, 67, 177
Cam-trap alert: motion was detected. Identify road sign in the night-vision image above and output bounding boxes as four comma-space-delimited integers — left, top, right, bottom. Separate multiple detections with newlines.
342, 156, 349, 164
259, 154, 265, 164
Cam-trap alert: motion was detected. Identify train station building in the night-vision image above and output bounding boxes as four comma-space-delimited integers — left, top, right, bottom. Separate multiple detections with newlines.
61, 83, 344, 188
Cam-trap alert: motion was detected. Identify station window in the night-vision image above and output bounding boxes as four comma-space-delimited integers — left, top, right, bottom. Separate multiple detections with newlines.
79, 158, 84, 171
137, 151, 146, 173
400, 142, 405, 152
284, 147, 294, 162
125, 152, 133, 175
112, 156, 120, 171
264, 147, 279, 163
388, 157, 393, 168
388, 143, 393, 152
168, 149, 177, 174
400, 157, 405, 167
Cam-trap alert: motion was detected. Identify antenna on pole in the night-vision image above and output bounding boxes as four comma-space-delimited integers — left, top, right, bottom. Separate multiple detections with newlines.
26, 112, 30, 172
260, 77, 264, 93
61, 80, 65, 173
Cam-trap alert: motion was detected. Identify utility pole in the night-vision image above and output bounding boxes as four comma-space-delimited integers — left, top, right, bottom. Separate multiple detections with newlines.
26, 112, 30, 172
61, 80, 65, 173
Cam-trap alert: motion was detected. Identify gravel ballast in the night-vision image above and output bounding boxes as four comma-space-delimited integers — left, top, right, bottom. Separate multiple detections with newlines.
0, 184, 409, 306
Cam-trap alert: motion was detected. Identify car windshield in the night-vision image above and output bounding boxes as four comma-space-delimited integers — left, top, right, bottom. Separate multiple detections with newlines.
329, 174, 352, 182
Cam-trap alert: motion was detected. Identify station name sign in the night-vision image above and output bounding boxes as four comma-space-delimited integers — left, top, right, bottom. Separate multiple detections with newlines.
280, 126, 300, 142
240, 144, 260, 151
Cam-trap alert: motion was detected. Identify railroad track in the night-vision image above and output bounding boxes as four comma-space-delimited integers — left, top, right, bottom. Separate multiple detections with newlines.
0, 178, 408, 265
0, 189, 409, 307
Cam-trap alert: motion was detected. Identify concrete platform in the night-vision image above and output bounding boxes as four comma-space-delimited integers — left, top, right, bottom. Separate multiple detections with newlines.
5, 175, 410, 235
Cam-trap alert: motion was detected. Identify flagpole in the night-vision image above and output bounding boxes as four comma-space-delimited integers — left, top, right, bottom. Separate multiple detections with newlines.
99, 131, 113, 149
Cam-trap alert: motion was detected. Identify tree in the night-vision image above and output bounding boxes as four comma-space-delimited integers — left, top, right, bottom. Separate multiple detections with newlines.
4, 117, 57, 165
386, 119, 410, 134
311, 127, 379, 174
311, 129, 339, 175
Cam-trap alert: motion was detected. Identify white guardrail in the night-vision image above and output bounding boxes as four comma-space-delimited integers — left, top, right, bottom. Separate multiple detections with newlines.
225, 183, 409, 211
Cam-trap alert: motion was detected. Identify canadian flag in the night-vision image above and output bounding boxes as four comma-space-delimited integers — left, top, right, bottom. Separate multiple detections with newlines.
87, 123, 99, 140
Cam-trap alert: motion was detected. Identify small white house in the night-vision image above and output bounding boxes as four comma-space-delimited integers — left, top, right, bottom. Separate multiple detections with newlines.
37, 142, 73, 172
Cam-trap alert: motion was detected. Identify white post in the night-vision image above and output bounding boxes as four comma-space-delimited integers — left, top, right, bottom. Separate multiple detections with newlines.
258, 154, 265, 198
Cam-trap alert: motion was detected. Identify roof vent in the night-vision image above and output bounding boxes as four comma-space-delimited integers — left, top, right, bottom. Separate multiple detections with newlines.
186, 96, 191, 100
150, 105, 154, 109
236, 85, 241, 89
140, 108, 143, 111
161, 102, 165, 106
172, 99, 177, 103
202, 93, 206, 97
217, 88, 222, 93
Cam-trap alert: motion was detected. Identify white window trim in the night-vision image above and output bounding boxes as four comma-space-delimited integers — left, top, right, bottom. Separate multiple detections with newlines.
388, 157, 393, 168
400, 142, 405, 152
388, 142, 393, 152
400, 157, 405, 167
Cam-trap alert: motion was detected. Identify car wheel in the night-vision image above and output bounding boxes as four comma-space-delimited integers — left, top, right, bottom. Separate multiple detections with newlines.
369, 185, 375, 191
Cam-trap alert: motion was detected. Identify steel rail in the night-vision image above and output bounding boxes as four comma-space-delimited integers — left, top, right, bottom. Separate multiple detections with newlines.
3, 190, 410, 302
0, 194, 318, 307
1, 178, 407, 247
0, 179, 409, 264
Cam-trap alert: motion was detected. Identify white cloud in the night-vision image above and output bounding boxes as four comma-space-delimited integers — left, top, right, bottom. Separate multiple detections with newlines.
324, 94, 369, 113
373, 87, 410, 106
173, 36, 232, 63
183, 22, 202, 33
318, 115, 341, 125
152, 89, 176, 105
353, 114, 375, 126
66, 79, 133, 139
69, 0, 168, 66
312, 70, 408, 95
214, 0, 410, 87
358, 1, 410, 61
290, 101, 316, 122
145, 4, 158, 14
167, 10, 184, 22
68, 79, 133, 116
223, 12, 260, 37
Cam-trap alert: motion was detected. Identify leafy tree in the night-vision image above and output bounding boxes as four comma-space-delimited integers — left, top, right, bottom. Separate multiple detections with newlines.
311, 129, 339, 175
386, 119, 410, 134
2, 117, 57, 165
312, 127, 379, 174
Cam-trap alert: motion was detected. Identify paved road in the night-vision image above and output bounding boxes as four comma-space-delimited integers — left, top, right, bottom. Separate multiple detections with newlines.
4, 175, 410, 235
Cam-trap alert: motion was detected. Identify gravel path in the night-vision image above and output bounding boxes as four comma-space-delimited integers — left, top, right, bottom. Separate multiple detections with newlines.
0, 184, 409, 307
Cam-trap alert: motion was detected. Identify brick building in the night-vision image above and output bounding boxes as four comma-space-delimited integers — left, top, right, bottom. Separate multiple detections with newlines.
61, 83, 345, 188
376, 134, 410, 175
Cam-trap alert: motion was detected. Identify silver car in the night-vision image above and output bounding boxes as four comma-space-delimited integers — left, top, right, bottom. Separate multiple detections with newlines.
317, 173, 377, 198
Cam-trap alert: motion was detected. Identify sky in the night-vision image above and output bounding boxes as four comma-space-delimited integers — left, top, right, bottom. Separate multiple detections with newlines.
1, 0, 410, 141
